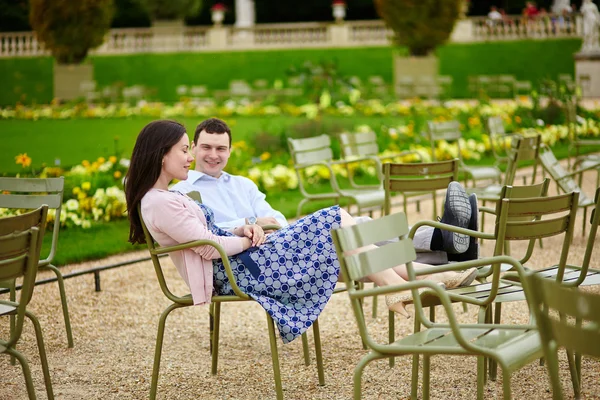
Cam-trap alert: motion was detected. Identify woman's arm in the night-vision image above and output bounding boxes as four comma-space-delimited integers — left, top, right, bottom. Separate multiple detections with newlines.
146, 194, 252, 259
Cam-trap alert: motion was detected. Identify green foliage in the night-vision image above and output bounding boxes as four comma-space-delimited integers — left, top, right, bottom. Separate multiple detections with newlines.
29, 0, 115, 64
140, 0, 202, 20
111, 0, 151, 28
373, 0, 461, 56
0, 0, 30, 32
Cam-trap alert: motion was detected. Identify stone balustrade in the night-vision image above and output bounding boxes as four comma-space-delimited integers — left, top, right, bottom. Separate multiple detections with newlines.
0, 15, 583, 58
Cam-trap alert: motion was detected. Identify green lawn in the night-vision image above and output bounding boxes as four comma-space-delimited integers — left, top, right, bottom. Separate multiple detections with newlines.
0, 39, 582, 106
1, 115, 408, 174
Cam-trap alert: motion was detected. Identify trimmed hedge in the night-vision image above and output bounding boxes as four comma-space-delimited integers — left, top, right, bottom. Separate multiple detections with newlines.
0, 38, 582, 105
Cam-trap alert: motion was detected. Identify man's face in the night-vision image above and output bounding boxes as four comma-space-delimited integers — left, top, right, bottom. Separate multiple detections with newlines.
192, 130, 231, 178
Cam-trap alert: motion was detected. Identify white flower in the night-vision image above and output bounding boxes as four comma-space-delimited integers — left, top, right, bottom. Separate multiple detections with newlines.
65, 199, 79, 211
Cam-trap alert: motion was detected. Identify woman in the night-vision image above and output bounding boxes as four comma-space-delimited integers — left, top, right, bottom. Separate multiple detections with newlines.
125, 120, 476, 344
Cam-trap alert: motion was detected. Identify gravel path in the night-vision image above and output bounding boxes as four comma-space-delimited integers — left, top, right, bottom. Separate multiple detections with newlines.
1, 166, 599, 400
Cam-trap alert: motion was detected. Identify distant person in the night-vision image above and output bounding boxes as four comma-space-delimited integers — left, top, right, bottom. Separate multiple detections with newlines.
487, 5, 503, 32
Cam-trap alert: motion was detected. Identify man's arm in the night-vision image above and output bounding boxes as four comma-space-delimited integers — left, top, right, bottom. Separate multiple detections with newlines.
244, 177, 288, 228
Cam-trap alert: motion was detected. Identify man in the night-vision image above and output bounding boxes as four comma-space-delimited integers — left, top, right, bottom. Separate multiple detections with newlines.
172, 118, 478, 264
171, 118, 287, 231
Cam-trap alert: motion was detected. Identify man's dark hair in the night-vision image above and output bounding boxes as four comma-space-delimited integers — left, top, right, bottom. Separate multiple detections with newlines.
194, 118, 232, 147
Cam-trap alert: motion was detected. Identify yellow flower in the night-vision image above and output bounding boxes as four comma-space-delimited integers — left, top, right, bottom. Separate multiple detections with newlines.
72, 187, 81, 195
109, 156, 117, 163
97, 157, 106, 163
114, 171, 122, 179
82, 160, 90, 167
515, 116, 522, 124
15, 153, 32, 167
259, 152, 271, 161
81, 182, 91, 191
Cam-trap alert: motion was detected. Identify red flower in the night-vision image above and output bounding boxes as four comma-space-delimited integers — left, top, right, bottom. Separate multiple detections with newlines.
211, 3, 227, 11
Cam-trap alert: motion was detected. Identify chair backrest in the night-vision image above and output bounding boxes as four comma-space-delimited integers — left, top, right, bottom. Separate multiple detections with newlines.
526, 272, 600, 397
538, 145, 593, 206
338, 131, 379, 159
0, 206, 47, 347
382, 159, 459, 215
503, 134, 541, 186
0, 177, 64, 266
287, 135, 333, 166
494, 190, 579, 283
486, 116, 506, 136
426, 120, 464, 167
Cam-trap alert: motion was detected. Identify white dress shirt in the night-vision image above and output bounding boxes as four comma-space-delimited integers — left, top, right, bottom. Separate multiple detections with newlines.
170, 170, 288, 230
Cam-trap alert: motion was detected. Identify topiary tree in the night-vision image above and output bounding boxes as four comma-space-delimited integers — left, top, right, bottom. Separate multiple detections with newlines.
29, 0, 115, 64
141, 0, 202, 20
373, 0, 461, 56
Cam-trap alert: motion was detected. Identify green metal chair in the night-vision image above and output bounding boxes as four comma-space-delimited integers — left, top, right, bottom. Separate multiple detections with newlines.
0, 206, 54, 400
486, 116, 516, 170
468, 133, 541, 234
383, 159, 459, 220
139, 204, 324, 400
565, 97, 600, 179
0, 177, 73, 348
538, 144, 597, 236
331, 212, 543, 400
287, 134, 384, 218
526, 273, 600, 400
427, 120, 502, 188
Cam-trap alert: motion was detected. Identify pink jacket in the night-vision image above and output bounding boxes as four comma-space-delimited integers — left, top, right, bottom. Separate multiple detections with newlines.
141, 189, 246, 305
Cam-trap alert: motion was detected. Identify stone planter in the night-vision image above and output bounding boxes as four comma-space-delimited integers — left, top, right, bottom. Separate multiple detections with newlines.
575, 52, 600, 97
393, 53, 439, 97
53, 63, 94, 101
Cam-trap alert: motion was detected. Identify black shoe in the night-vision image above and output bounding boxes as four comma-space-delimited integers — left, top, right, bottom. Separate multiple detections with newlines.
451, 193, 480, 262
440, 182, 471, 254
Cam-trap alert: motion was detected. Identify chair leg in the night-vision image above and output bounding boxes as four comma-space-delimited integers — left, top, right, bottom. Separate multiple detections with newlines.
411, 316, 421, 399
10, 281, 16, 365
265, 312, 284, 400
312, 319, 325, 386
5, 348, 37, 400
353, 352, 379, 400
150, 302, 185, 400
301, 332, 310, 366
565, 349, 581, 399
26, 310, 54, 400
372, 289, 378, 319
582, 207, 588, 238
502, 369, 512, 400
43, 264, 74, 348
423, 355, 431, 400
477, 356, 486, 400
489, 303, 502, 381
211, 302, 222, 375
209, 303, 214, 355
545, 346, 565, 400
388, 310, 395, 368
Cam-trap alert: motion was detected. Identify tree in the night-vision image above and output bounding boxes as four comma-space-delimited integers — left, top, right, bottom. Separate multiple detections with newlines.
0, 0, 30, 32
141, 0, 203, 20
29, 0, 115, 64
373, 0, 461, 56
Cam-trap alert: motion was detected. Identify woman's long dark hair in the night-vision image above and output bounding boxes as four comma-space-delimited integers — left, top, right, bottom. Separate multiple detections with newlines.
125, 120, 187, 244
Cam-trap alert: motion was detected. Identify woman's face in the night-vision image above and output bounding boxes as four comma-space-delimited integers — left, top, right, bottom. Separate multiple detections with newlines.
162, 134, 194, 182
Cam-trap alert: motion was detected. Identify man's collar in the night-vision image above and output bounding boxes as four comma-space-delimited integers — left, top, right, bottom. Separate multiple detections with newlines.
188, 170, 231, 183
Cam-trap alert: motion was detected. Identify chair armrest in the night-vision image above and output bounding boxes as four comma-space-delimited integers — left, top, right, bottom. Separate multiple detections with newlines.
152, 239, 250, 300
294, 160, 343, 192
409, 219, 495, 242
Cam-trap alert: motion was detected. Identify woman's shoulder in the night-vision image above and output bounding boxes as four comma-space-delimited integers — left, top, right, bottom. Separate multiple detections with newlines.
142, 189, 182, 208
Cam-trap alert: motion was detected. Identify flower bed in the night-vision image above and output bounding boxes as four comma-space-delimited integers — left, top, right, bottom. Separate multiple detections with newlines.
2, 98, 599, 230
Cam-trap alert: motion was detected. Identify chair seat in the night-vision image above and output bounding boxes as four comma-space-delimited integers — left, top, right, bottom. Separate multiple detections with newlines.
338, 189, 385, 208
464, 166, 502, 180
395, 326, 541, 369
0, 303, 15, 316
577, 158, 600, 170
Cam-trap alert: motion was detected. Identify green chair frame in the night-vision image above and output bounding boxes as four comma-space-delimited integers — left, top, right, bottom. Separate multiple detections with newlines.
486, 116, 517, 169
565, 97, 600, 179
0, 177, 73, 348
469, 133, 541, 234
287, 134, 384, 218
427, 120, 502, 188
331, 212, 543, 400
139, 205, 324, 400
538, 144, 597, 236
383, 159, 459, 220
0, 206, 54, 400
526, 273, 600, 399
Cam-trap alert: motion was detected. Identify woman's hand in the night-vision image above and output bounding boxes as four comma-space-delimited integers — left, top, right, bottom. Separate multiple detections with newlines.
235, 224, 266, 247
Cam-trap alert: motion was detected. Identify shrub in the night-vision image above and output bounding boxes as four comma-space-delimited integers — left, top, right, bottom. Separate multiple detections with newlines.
29, 0, 115, 64
141, 0, 203, 20
111, 0, 152, 28
373, 0, 461, 56
0, 0, 30, 32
